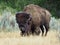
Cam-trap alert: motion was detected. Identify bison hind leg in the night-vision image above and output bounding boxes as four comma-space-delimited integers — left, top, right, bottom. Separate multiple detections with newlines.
44, 23, 49, 36
40, 25, 44, 36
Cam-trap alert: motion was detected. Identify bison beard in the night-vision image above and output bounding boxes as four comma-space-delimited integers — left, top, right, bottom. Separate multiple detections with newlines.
23, 4, 51, 36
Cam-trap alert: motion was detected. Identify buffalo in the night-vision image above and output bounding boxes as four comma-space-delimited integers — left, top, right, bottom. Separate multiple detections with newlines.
16, 4, 51, 36
23, 4, 51, 36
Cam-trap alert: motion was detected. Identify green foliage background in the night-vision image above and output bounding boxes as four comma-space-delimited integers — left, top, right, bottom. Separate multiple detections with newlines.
0, 0, 60, 18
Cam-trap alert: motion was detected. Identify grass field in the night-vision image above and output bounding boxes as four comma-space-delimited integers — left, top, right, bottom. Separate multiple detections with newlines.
0, 30, 60, 45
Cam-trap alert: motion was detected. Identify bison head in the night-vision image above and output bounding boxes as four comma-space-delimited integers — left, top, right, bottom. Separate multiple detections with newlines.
16, 12, 32, 36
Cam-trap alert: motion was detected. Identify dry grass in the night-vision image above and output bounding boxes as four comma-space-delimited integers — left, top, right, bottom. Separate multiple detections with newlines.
0, 30, 60, 45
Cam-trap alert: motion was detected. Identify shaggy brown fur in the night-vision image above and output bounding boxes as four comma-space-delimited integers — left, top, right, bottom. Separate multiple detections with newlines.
23, 4, 51, 36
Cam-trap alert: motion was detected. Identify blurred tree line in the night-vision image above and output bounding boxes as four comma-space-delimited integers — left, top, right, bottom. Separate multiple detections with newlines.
0, 0, 60, 18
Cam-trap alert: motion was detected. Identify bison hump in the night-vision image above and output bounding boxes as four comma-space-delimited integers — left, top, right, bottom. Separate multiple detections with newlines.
31, 14, 42, 25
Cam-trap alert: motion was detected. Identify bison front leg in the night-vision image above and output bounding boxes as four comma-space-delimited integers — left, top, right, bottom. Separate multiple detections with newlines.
20, 31, 25, 36
20, 28, 27, 36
